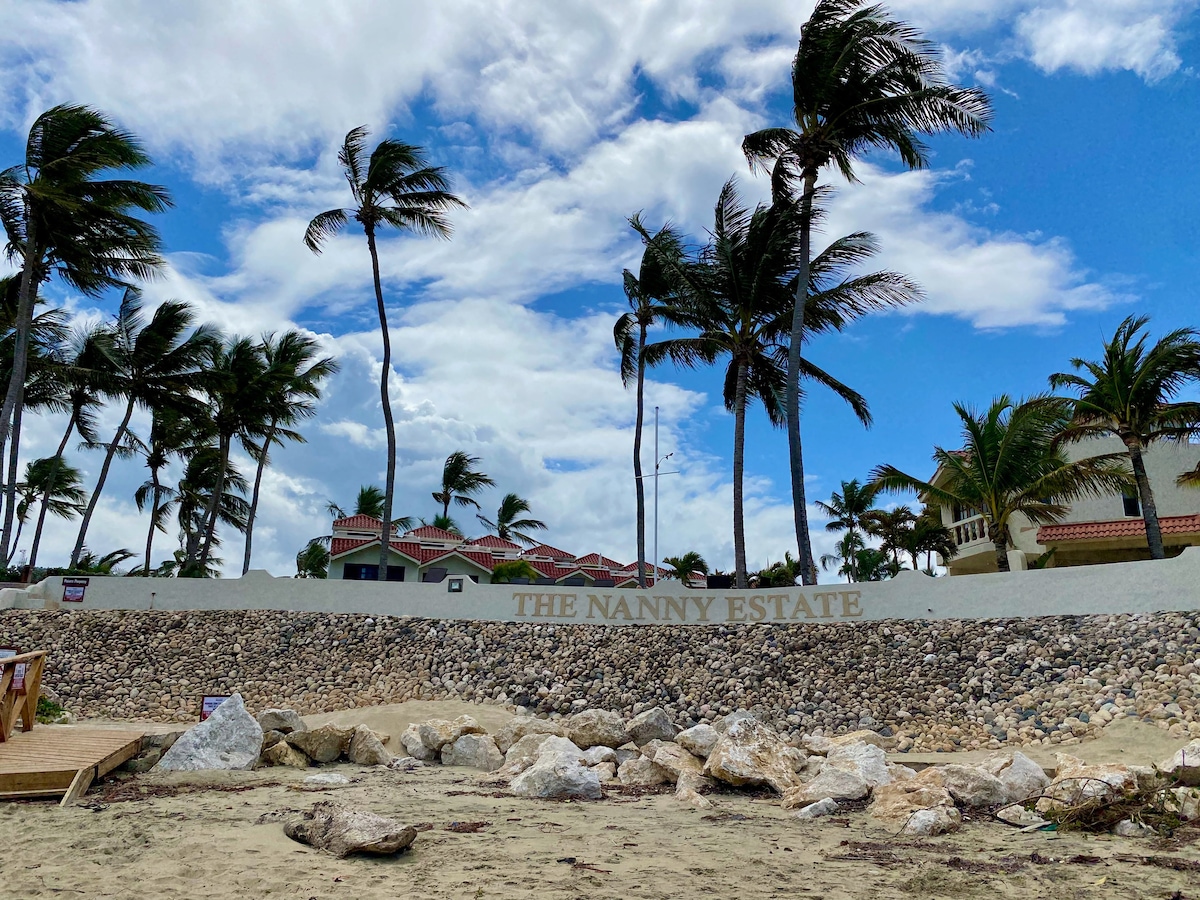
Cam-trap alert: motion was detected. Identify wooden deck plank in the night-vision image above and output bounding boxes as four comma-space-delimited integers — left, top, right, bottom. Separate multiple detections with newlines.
0, 727, 144, 801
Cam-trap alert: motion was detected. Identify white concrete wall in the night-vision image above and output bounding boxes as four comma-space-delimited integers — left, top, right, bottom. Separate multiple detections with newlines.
5, 550, 1200, 624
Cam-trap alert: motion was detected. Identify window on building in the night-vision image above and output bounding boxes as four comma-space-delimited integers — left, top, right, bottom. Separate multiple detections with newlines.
951, 503, 978, 522
1122, 492, 1141, 517
386, 565, 406, 582
343, 564, 378, 580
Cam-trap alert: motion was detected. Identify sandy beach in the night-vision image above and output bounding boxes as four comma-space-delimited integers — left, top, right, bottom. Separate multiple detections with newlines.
4, 701, 1199, 900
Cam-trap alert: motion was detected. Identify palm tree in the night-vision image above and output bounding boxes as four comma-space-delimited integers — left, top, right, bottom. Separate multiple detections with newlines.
871, 396, 1133, 572
71, 547, 136, 575
903, 507, 957, 574
852, 546, 894, 582
490, 559, 540, 583
432, 450, 494, 520
327, 485, 388, 520
420, 513, 462, 535
305, 127, 466, 581
26, 323, 112, 569
662, 551, 708, 584
863, 505, 916, 571
0, 104, 170, 478
295, 539, 330, 579
756, 551, 804, 587
645, 183, 917, 587
1048, 316, 1200, 560
195, 335, 271, 571
9, 457, 85, 564
70, 291, 216, 567
174, 445, 249, 576
133, 406, 192, 577
742, 0, 991, 584
820, 531, 866, 580
242, 331, 338, 574
614, 216, 690, 588
815, 478, 881, 581
477, 493, 547, 545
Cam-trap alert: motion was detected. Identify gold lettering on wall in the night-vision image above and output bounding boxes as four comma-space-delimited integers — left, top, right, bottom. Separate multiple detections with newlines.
519, 589, 866, 623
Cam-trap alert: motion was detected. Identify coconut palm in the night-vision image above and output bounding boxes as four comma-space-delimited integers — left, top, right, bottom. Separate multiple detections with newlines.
742, 0, 991, 583
756, 551, 804, 587
70, 291, 216, 567
815, 478, 881, 581
432, 450, 494, 520
327, 485, 387, 520
1048, 315, 1200, 560
0, 104, 170, 470
820, 531, 866, 580
241, 331, 338, 574
490, 559, 540, 584
477, 493, 547, 545
8, 457, 85, 564
662, 551, 708, 584
420, 513, 462, 535
174, 445, 249, 577
71, 547, 136, 575
871, 396, 1133, 573
862, 505, 916, 571
305, 127, 466, 581
295, 539, 330, 579
133, 406, 194, 577
903, 507, 957, 574
614, 216, 690, 587
645, 183, 917, 587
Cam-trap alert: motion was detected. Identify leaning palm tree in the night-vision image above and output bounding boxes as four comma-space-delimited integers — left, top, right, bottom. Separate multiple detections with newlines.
433, 450, 495, 520
295, 539, 330, 579
477, 492, 547, 545
9, 457, 86, 564
70, 291, 216, 567
614, 216, 690, 587
815, 478, 881, 581
1049, 315, 1200, 560
133, 406, 193, 577
242, 331, 338, 574
871, 396, 1133, 573
0, 104, 170, 469
662, 551, 708, 584
305, 127, 466, 581
742, 0, 991, 583
174, 444, 250, 577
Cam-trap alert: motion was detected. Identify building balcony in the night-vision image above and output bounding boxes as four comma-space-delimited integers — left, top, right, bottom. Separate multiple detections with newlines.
951, 514, 991, 551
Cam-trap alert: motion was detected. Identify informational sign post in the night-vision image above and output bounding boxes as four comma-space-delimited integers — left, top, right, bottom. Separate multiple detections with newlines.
0, 646, 25, 693
200, 695, 230, 721
62, 577, 89, 603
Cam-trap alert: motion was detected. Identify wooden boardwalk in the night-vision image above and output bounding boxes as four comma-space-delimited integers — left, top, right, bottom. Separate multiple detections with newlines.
0, 727, 144, 804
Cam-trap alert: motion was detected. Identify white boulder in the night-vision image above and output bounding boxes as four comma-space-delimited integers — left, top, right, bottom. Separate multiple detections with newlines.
159, 694, 262, 772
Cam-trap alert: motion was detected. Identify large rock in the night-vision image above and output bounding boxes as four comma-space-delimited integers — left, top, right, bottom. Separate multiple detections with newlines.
626, 707, 678, 746
401, 723, 438, 761
263, 740, 311, 769
158, 694, 263, 771
713, 710, 756, 734
703, 717, 801, 794
793, 797, 840, 820
1161, 739, 1200, 786
288, 724, 354, 764
617, 756, 671, 786
675, 772, 714, 809
582, 746, 617, 766
347, 725, 393, 767
643, 740, 704, 782
494, 716, 567, 754
567, 709, 630, 749
442, 733, 503, 772
782, 767, 869, 808
676, 724, 720, 759
870, 780, 961, 835
825, 742, 891, 789
256, 708, 306, 735
1169, 787, 1200, 821
284, 801, 417, 858
591, 761, 617, 782
498, 733, 562, 777
1039, 754, 1153, 812
921, 764, 1008, 808
804, 730, 893, 754
980, 751, 1050, 804
510, 745, 602, 800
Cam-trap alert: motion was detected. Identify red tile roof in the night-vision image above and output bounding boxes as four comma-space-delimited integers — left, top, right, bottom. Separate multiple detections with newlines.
1038, 514, 1200, 543
465, 535, 524, 551
330, 537, 425, 561
332, 515, 387, 531
576, 552, 624, 569
423, 548, 496, 571
402, 525, 464, 542
521, 543, 575, 560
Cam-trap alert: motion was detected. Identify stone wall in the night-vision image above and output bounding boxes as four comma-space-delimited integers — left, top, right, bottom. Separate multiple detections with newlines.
4, 608, 1198, 752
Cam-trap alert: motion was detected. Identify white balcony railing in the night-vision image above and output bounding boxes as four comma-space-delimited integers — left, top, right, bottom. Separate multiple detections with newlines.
952, 514, 990, 547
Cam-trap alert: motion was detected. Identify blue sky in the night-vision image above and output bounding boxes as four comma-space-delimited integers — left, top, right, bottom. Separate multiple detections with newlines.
0, 0, 1197, 578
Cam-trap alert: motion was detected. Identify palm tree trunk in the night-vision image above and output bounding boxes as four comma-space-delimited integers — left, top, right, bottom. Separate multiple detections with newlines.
0, 217, 38, 459
143, 466, 161, 576
786, 169, 819, 586
633, 323, 647, 589
7, 515, 25, 565
241, 423, 276, 575
1126, 440, 1165, 559
367, 227, 396, 583
0, 399, 25, 563
988, 521, 1010, 573
72, 397, 136, 567
442, 494, 450, 520
732, 358, 749, 588
197, 434, 230, 570
28, 414, 75, 569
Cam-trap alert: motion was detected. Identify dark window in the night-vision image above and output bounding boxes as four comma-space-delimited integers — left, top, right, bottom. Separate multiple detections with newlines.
343, 564, 379, 580
1122, 492, 1141, 517
386, 565, 406, 582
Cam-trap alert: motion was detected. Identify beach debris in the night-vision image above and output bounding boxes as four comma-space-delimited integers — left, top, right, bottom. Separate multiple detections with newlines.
158, 693, 263, 771
445, 820, 490, 833
676, 723, 720, 759
1113, 818, 1154, 838
494, 716, 567, 754
625, 707, 678, 746
386, 756, 424, 770
617, 756, 671, 786
1160, 738, 1200, 786
284, 800, 417, 858
510, 740, 602, 800
868, 780, 961, 835
441, 733, 503, 772
703, 717, 802, 794
793, 797, 840, 820
263, 740, 312, 769
287, 723, 354, 764
1037, 754, 1155, 813
347, 725, 393, 767
567, 709, 631, 749
256, 708, 306, 735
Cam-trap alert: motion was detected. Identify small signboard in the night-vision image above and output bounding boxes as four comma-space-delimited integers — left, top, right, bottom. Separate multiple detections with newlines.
200, 695, 230, 721
0, 646, 25, 693
62, 577, 89, 603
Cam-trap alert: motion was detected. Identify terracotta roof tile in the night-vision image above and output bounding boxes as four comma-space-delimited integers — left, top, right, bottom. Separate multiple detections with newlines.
521, 543, 575, 561
402, 525, 464, 542
330, 538, 425, 561
464, 535, 524, 550
1038, 514, 1200, 543
332, 514, 388, 531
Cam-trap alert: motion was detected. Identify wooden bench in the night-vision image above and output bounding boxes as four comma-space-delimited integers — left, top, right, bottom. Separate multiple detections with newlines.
1, 649, 46, 743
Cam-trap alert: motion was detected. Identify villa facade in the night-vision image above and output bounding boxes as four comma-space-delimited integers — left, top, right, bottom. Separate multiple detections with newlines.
328, 516, 667, 585
934, 436, 1200, 575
